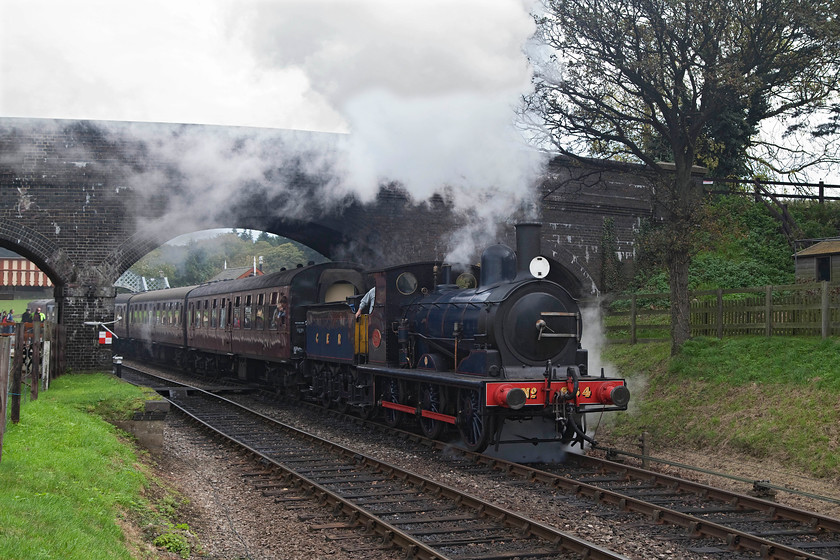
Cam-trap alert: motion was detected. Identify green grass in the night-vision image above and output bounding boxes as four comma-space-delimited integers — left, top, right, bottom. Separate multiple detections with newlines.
601, 337, 840, 478
0, 374, 176, 560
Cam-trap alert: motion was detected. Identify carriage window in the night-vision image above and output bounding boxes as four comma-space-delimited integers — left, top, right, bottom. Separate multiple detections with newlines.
273, 295, 288, 330
255, 294, 265, 330
220, 299, 227, 328
233, 296, 241, 328
202, 300, 210, 328
396, 272, 418, 295
244, 294, 252, 329
211, 299, 218, 328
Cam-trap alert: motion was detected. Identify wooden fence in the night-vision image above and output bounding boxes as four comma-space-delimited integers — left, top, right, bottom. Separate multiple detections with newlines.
1, 321, 64, 462
592, 282, 840, 344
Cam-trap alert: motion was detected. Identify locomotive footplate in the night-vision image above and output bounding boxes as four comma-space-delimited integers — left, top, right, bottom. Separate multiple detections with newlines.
356, 364, 490, 390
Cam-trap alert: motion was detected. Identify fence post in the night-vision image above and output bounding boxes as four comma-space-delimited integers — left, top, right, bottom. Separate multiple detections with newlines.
31, 321, 40, 401
716, 289, 723, 339
630, 294, 637, 345
0, 337, 10, 463
822, 281, 829, 339
765, 285, 772, 337
10, 326, 23, 424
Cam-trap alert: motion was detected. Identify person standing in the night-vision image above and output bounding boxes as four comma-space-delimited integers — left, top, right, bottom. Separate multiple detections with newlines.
355, 287, 375, 319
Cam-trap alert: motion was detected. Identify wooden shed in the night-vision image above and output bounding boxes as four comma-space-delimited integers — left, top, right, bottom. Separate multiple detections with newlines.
794, 239, 840, 283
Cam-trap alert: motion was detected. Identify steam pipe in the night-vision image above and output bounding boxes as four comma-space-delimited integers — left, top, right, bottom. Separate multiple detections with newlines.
567, 410, 599, 447
560, 366, 580, 401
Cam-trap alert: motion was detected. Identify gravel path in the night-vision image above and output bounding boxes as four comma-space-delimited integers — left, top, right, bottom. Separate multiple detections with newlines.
140, 393, 839, 560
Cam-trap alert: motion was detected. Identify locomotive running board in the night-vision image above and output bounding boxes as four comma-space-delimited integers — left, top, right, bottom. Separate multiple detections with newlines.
379, 400, 457, 425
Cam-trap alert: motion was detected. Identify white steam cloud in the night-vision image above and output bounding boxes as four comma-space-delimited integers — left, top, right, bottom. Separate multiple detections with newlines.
231, 0, 549, 258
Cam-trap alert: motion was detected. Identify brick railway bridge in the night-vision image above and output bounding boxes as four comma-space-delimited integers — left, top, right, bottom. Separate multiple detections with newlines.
1, 117, 658, 370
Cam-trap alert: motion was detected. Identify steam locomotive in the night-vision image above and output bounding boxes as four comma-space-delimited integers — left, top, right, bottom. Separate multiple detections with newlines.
113, 223, 629, 453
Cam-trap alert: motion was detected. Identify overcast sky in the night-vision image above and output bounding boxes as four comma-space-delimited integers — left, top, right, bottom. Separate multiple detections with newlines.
1, 0, 835, 191
0, 0, 536, 131
1, 0, 330, 129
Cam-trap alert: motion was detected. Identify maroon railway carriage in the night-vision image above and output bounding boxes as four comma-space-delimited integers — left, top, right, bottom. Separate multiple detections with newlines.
114, 286, 194, 363
114, 262, 365, 386
183, 262, 363, 383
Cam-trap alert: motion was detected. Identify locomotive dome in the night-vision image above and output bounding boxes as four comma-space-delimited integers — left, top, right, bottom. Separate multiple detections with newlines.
479, 244, 517, 288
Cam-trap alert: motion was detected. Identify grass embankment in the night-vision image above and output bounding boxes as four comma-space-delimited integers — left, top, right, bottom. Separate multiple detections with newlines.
602, 337, 840, 478
1, 374, 192, 560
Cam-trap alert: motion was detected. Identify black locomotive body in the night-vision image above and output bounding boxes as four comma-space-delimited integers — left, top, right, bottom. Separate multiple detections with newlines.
115, 223, 629, 454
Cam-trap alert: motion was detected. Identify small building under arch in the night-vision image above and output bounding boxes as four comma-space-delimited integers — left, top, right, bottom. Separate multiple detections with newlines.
0, 248, 53, 300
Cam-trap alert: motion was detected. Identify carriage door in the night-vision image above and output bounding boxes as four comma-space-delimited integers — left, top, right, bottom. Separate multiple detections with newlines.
187, 301, 196, 342
222, 298, 233, 352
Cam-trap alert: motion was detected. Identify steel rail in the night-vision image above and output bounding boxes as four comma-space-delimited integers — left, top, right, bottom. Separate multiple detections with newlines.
441, 453, 840, 560
125, 365, 628, 560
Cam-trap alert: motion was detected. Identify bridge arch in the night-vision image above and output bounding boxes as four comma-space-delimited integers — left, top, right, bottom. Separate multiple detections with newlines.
0, 218, 73, 285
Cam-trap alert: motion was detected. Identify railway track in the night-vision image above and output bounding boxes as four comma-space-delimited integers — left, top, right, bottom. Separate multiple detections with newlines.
538, 455, 840, 559
122, 361, 840, 559
122, 364, 628, 560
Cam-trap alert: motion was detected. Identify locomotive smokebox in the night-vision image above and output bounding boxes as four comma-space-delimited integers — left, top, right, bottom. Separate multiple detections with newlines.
515, 222, 542, 276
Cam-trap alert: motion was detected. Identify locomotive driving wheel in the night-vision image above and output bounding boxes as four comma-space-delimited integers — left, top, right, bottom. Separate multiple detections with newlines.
457, 388, 493, 453
381, 377, 404, 428
354, 370, 375, 420
312, 363, 331, 408
335, 365, 350, 414
419, 383, 446, 440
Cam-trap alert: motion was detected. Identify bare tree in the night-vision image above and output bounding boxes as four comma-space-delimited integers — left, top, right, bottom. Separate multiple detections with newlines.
526, 0, 840, 354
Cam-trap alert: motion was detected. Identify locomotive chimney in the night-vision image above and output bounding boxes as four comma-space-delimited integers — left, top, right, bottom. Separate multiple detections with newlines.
515, 222, 542, 276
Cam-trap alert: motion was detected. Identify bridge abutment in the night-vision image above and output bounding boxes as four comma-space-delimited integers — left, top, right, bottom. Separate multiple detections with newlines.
55, 284, 117, 370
